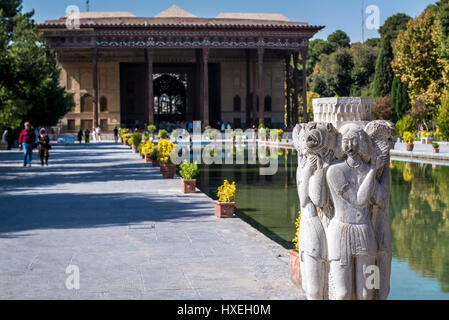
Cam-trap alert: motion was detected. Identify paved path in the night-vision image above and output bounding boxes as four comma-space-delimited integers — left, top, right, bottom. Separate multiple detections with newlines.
0, 143, 305, 300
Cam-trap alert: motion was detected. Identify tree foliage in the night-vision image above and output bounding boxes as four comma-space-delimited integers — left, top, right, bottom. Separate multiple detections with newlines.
378, 13, 411, 39
0, 1, 74, 132
349, 43, 379, 95
310, 48, 354, 97
372, 94, 393, 120
391, 77, 410, 123
436, 90, 449, 139
392, 9, 449, 113
372, 35, 395, 97
327, 30, 351, 49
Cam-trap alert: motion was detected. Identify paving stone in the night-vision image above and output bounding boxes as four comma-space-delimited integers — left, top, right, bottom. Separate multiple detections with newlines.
0, 143, 305, 299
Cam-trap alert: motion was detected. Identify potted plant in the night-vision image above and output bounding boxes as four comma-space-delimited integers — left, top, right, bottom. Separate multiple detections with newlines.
277, 129, 284, 142
258, 126, 267, 142
130, 132, 142, 153
214, 180, 236, 218
289, 212, 302, 286
179, 160, 199, 193
157, 139, 176, 178
141, 140, 156, 163
138, 142, 145, 158
158, 129, 168, 140
433, 142, 440, 153
147, 125, 157, 140
403, 131, 414, 152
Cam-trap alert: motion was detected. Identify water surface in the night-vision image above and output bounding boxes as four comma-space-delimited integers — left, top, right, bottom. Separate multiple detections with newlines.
194, 147, 449, 299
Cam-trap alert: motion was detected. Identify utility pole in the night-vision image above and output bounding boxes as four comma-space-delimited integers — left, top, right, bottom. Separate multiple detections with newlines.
361, 0, 365, 43
86, 0, 90, 12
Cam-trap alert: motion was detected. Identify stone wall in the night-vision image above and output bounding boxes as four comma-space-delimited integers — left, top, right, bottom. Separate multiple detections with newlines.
59, 61, 121, 132
220, 59, 285, 128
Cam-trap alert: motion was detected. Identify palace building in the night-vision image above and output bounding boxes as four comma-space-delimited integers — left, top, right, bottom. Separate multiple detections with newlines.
38, 5, 323, 132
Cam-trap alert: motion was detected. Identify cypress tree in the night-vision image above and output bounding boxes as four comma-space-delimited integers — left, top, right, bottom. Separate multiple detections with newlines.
372, 35, 395, 98
391, 77, 410, 122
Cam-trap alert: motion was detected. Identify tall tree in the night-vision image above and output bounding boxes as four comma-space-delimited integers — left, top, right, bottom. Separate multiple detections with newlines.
0, 0, 74, 131
349, 43, 379, 96
378, 13, 411, 39
372, 35, 394, 97
310, 48, 354, 97
327, 30, 351, 50
392, 9, 449, 112
391, 77, 410, 123
306, 39, 334, 76
437, 0, 449, 61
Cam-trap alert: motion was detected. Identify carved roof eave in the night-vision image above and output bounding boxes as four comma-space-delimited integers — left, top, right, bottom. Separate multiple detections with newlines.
41, 27, 322, 51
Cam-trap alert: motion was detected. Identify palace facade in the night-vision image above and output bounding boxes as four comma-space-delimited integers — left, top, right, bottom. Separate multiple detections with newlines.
38, 5, 323, 132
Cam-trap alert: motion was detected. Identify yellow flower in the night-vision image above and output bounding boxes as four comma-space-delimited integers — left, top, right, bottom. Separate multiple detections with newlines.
217, 180, 236, 203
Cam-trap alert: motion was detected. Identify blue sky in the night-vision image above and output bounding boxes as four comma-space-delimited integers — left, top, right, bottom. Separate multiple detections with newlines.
22, 0, 438, 43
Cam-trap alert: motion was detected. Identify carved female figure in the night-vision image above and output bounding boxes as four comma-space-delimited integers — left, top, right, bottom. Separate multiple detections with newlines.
326, 124, 385, 300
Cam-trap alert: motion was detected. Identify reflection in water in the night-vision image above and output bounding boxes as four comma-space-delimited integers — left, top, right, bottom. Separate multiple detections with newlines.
390, 161, 449, 294
194, 145, 449, 298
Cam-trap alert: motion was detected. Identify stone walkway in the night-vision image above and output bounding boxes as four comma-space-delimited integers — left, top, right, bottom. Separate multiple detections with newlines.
0, 143, 305, 300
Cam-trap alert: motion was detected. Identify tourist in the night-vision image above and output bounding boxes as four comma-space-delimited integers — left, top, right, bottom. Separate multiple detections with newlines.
91, 127, 97, 142
18, 122, 36, 167
77, 129, 83, 144
226, 122, 232, 130
188, 121, 193, 133
38, 128, 51, 166
84, 128, 90, 143
96, 127, 102, 142
113, 126, 119, 143
221, 121, 226, 131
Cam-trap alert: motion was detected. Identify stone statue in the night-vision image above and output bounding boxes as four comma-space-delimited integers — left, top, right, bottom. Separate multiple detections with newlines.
293, 97, 394, 300
365, 120, 396, 300
293, 122, 339, 300
326, 124, 386, 300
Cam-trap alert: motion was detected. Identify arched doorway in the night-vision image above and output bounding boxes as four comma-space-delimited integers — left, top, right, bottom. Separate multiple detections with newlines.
153, 74, 186, 123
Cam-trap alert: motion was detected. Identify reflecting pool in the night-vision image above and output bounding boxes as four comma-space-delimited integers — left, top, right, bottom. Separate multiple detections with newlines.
193, 146, 449, 299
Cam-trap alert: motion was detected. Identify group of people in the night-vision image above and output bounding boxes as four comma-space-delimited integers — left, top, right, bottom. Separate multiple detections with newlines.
18, 122, 51, 167
77, 127, 105, 144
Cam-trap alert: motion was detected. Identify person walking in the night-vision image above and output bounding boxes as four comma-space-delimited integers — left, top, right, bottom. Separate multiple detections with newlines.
77, 129, 83, 144
84, 127, 90, 143
38, 128, 51, 166
113, 126, 119, 143
91, 127, 97, 143
18, 122, 36, 167
96, 127, 102, 142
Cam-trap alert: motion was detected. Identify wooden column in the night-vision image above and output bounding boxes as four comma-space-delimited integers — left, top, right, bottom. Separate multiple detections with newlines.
252, 52, 257, 126
202, 48, 210, 126
257, 47, 264, 126
245, 49, 251, 127
285, 53, 292, 127
301, 48, 309, 123
292, 51, 299, 125
195, 49, 202, 121
92, 48, 98, 127
145, 48, 154, 125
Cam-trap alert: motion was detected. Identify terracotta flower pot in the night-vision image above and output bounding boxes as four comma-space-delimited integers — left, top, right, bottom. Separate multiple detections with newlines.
213, 201, 235, 218
288, 250, 302, 286
160, 163, 176, 179
152, 159, 160, 167
181, 179, 197, 193
131, 145, 138, 153
406, 144, 414, 152
145, 155, 152, 163
433, 148, 440, 154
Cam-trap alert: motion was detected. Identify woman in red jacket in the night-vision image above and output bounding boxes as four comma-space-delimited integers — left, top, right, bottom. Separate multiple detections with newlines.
18, 122, 36, 167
